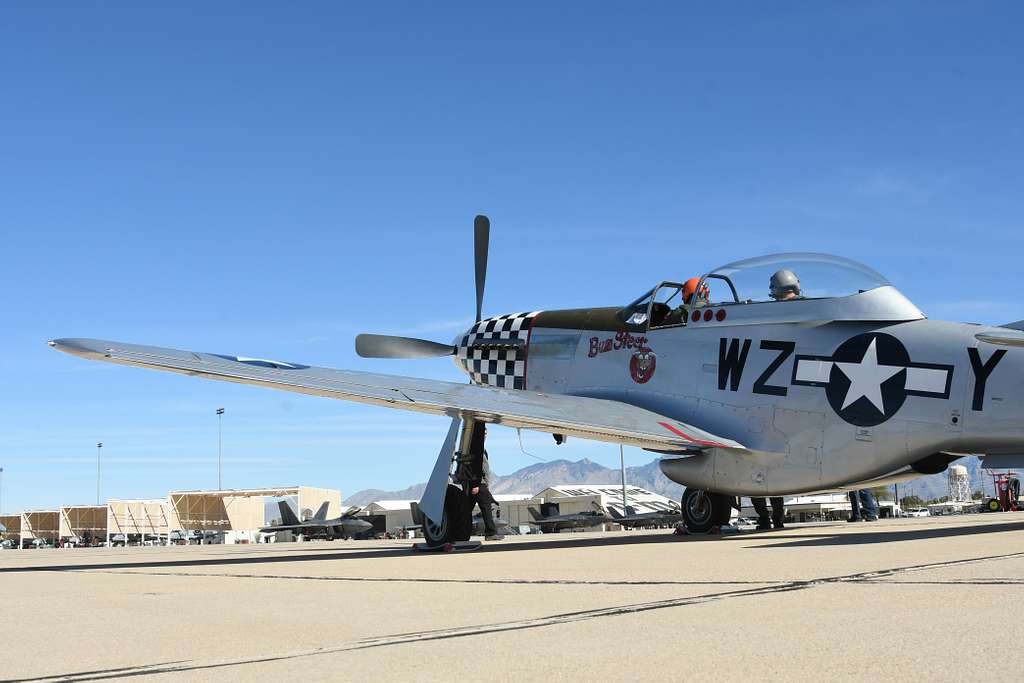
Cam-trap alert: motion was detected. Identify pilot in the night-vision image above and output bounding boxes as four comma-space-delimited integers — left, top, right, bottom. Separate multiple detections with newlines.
457, 425, 504, 541
750, 496, 785, 530
658, 277, 708, 327
769, 270, 802, 301
682, 277, 709, 306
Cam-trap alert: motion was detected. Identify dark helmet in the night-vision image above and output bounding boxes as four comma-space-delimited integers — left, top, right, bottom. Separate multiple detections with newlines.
769, 269, 801, 299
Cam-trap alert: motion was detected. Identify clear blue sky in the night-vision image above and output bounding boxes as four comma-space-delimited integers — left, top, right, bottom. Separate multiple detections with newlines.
2, 2, 1022, 511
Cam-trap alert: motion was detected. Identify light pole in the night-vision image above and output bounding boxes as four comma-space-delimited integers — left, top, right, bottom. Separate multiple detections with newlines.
619, 445, 628, 517
96, 442, 103, 505
216, 408, 224, 490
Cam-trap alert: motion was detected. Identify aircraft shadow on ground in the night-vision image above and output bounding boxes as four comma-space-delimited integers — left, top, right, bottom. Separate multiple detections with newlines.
0, 533, 684, 573
4, 520, 1023, 573
757, 519, 1024, 548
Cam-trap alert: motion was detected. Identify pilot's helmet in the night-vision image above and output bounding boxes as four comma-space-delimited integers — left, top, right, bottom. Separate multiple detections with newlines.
769, 269, 801, 300
682, 277, 709, 304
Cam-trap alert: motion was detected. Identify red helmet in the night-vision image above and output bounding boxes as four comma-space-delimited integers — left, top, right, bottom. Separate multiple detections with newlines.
683, 277, 708, 304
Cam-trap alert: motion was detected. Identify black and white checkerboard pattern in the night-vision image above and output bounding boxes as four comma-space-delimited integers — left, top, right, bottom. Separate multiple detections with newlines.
455, 311, 541, 389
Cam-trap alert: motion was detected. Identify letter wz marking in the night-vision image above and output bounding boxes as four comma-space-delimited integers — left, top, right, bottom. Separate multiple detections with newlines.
718, 338, 752, 391
752, 340, 795, 396
967, 347, 1006, 411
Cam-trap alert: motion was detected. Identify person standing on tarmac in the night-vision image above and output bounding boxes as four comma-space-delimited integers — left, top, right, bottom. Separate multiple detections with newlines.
459, 425, 504, 541
750, 497, 786, 530
848, 489, 879, 522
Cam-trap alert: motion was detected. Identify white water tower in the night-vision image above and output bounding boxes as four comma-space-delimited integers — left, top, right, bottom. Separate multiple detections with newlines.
948, 464, 971, 503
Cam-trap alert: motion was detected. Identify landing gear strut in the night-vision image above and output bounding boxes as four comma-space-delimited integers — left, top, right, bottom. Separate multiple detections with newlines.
681, 488, 733, 533
419, 419, 484, 547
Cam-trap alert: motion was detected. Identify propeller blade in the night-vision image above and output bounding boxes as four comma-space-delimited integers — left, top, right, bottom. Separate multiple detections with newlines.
355, 334, 455, 359
474, 214, 489, 322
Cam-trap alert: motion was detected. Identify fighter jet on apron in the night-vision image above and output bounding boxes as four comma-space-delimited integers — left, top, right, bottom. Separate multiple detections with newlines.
260, 501, 372, 540
49, 215, 1024, 542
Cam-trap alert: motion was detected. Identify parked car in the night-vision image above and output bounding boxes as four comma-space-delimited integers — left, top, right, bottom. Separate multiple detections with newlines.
905, 507, 930, 517
110, 534, 127, 546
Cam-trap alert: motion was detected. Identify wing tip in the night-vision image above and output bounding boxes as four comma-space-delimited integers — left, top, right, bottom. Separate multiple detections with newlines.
47, 338, 108, 359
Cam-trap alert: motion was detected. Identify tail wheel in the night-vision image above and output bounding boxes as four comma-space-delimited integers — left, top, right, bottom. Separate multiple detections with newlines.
681, 489, 733, 533
987, 498, 1001, 512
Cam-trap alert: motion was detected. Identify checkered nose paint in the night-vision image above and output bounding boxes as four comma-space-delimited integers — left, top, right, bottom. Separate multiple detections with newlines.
454, 311, 541, 389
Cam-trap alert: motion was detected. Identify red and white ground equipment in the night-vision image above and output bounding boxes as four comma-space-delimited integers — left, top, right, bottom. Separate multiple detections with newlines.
984, 471, 1022, 512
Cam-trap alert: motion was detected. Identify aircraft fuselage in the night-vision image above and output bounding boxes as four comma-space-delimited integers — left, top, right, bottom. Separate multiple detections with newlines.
455, 301, 1023, 496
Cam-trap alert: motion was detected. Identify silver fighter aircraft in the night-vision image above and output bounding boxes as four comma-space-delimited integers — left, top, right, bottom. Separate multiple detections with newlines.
49, 216, 1024, 543
527, 502, 611, 533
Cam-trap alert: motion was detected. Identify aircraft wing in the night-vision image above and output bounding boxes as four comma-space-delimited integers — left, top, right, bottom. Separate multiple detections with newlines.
49, 338, 745, 452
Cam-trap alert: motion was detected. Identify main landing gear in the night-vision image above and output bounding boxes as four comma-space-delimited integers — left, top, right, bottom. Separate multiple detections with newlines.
421, 484, 471, 546
680, 488, 733, 533
418, 418, 485, 547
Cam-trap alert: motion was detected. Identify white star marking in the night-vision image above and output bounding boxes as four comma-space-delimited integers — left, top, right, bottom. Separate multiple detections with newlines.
834, 338, 904, 413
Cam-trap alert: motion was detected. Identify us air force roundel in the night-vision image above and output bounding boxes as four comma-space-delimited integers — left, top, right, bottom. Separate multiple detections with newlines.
792, 332, 953, 427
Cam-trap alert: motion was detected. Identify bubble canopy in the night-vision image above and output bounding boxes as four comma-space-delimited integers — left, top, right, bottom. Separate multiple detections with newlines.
700, 253, 891, 305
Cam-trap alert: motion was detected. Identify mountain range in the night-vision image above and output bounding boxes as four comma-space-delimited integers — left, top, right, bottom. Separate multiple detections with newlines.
346, 454, 987, 506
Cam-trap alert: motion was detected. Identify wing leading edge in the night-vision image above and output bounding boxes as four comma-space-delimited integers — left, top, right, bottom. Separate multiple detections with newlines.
48, 338, 745, 452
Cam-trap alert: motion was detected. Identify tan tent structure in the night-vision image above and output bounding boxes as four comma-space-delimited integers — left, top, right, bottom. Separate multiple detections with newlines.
20, 510, 59, 546
59, 505, 108, 545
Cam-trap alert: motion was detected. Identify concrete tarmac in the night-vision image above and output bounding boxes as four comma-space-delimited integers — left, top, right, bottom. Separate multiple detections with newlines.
2, 514, 1024, 681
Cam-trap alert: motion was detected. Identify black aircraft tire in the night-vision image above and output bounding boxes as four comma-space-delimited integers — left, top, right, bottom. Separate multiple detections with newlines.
422, 484, 474, 547
680, 489, 719, 533
422, 490, 456, 547
421, 506, 451, 546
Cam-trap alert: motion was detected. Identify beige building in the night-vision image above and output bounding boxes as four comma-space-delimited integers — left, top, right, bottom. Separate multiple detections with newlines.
59, 505, 108, 545
0, 486, 342, 548
21, 510, 60, 546
107, 499, 180, 543
169, 486, 340, 529
169, 486, 340, 543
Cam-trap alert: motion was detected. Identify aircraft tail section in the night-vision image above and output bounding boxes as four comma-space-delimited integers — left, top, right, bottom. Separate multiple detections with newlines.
278, 500, 302, 527
312, 501, 329, 521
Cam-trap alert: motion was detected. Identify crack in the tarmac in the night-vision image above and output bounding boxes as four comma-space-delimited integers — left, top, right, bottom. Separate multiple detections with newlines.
20, 549, 1024, 681
2, 660, 190, 683
861, 578, 1024, 585
70, 569, 781, 587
